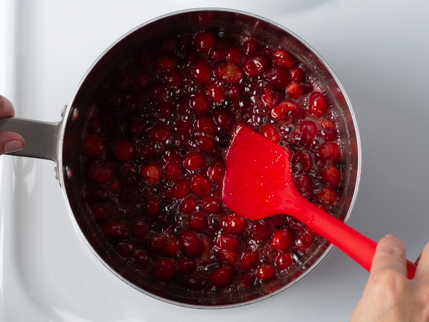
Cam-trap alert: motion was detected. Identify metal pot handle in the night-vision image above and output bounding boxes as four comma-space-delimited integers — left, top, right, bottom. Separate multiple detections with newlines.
0, 117, 62, 163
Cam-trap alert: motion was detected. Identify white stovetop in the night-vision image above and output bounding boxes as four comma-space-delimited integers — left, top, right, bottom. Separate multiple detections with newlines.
2, 1, 429, 321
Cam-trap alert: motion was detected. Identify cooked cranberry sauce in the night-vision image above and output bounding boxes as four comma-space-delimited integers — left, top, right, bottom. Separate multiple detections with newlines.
80, 31, 342, 292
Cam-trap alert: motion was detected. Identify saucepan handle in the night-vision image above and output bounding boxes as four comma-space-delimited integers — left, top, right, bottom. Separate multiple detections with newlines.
0, 117, 62, 163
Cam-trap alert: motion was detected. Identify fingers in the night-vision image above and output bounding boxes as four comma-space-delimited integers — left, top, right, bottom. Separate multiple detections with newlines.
0, 95, 15, 118
0, 95, 25, 155
371, 234, 407, 277
414, 241, 429, 279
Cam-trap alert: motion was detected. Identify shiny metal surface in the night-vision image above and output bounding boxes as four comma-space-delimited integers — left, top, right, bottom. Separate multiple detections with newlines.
0, 8, 361, 308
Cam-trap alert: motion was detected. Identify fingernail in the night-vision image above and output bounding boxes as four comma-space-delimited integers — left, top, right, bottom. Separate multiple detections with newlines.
4, 140, 24, 153
385, 233, 399, 238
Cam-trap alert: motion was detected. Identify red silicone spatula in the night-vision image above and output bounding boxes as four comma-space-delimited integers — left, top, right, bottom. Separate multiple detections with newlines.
222, 125, 416, 279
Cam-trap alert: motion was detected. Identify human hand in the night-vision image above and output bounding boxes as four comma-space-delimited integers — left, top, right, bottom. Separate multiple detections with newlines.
0, 95, 25, 155
350, 234, 429, 321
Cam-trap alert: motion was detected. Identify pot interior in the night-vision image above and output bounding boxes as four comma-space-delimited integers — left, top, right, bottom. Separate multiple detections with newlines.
60, 9, 360, 307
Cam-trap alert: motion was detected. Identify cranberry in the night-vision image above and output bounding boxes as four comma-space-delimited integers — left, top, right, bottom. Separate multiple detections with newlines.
242, 38, 259, 55
190, 93, 209, 113
264, 66, 290, 89
275, 252, 293, 270
286, 82, 305, 99
171, 178, 191, 199
81, 135, 105, 156
90, 205, 110, 222
206, 81, 226, 103
116, 241, 135, 258
214, 234, 240, 252
292, 150, 313, 173
209, 38, 230, 60
271, 100, 304, 120
226, 83, 244, 100
179, 196, 199, 214
131, 220, 149, 239
146, 197, 161, 216
292, 120, 318, 149
164, 161, 182, 181
294, 174, 313, 199
193, 59, 212, 83
226, 45, 244, 64
191, 174, 211, 198
194, 31, 215, 53
321, 165, 341, 188
218, 249, 240, 265
194, 113, 217, 136
113, 138, 135, 162
175, 120, 192, 138
242, 54, 269, 78
309, 92, 329, 117
271, 227, 294, 251
321, 120, 338, 141
286, 215, 305, 230
222, 214, 247, 235
214, 62, 243, 82
316, 142, 341, 164
164, 236, 179, 256
155, 54, 177, 71
178, 258, 197, 275
188, 212, 207, 231
249, 220, 272, 242
294, 230, 314, 251
260, 124, 281, 144
271, 49, 295, 68
102, 221, 125, 239
213, 108, 235, 131
240, 274, 256, 287
210, 265, 235, 288
135, 250, 150, 269
150, 122, 171, 143
194, 135, 215, 152
86, 159, 114, 184
179, 231, 204, 258
241, 250, 258, 270
140, 163, 162, 184
152, 258, 176, 282
183, 151, 205, 171
150, 234, 165, 252
260, 86, 284, 108
289, 66, 304, 82
162, 148, 183, 164
207, 158, 225, 182
256, 264, 276, 281
201, 196, 222, 214
316, 187, 338, 206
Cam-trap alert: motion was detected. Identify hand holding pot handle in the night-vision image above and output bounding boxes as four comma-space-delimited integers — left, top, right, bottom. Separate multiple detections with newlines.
0, 95, 62, 162
0, 95, 25, 155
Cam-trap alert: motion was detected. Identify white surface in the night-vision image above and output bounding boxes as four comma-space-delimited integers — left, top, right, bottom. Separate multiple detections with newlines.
1, 0, 429, 321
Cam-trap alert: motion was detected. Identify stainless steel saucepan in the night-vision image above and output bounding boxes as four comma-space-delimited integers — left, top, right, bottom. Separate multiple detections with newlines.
0, 8, 361, 308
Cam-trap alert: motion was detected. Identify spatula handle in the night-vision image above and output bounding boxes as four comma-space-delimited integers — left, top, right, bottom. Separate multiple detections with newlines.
300, 201, 416, 279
